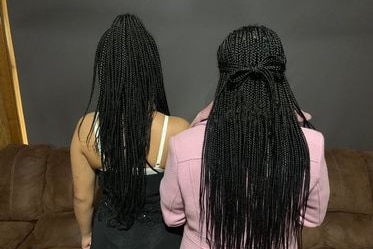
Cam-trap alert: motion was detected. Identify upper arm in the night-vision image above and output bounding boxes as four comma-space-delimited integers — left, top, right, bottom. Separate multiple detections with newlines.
70, 120, 96, 203
303, 134, 330, 227
160, 137, 186, 227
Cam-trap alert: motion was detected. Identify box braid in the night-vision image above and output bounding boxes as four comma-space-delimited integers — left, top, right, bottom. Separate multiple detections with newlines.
81, 14, 169, 229
200, 26, 312, 249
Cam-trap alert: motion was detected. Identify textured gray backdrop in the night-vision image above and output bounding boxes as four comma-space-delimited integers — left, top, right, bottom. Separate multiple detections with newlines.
7, 0, 373, 149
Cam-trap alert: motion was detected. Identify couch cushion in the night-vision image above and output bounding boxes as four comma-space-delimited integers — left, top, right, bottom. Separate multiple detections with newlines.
324, 212, 373, 249
43, 148, 74, 212
0, 145, 51, 221
0, 221, 34, 249
363, 151, 373, 202
46, 248, 80, 249
302, 226, 324, 249
326, 149, 373, 215
32, 211, 80, 248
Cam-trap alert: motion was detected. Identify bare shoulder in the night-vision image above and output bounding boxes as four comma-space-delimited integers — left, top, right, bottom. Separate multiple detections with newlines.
76, 112, 95, 136
71, 112, 96, 145
168, 115, 190, 135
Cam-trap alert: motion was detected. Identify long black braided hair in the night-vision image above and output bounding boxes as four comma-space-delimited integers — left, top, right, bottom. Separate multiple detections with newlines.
82, 14, 170, 229
200, 26, 312, 249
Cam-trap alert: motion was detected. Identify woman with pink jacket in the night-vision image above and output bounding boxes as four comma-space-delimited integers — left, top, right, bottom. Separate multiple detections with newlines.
160, 25, 329, 249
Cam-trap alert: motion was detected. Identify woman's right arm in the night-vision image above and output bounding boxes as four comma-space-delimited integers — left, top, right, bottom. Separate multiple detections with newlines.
70, 121, 96, 249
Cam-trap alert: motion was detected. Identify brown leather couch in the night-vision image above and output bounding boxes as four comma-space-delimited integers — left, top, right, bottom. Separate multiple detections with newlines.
0, 144, 373, 249
0, 144, 80, 249
303, 149, 373, 249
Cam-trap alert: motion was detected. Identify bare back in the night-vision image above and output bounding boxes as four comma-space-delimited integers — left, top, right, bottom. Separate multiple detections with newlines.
71, 112, 190, 171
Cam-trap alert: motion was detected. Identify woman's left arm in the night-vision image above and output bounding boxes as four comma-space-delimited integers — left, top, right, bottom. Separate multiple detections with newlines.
303, 134, 330, 227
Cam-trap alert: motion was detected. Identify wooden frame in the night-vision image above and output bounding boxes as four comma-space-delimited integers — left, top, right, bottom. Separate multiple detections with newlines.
0, 0, 28, 148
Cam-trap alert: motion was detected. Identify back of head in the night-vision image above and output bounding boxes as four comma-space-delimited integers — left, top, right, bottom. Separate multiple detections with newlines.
200, 26, 311, 249
87, 14, 170, 229
94, 14, 169, 117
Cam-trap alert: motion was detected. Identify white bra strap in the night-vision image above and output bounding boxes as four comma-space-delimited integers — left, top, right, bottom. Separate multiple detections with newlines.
94, 116, 101, 154
155, 115, 169, 167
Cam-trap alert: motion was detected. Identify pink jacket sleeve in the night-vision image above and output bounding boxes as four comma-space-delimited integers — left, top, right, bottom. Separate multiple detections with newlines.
303, 135, 330, 227
160, 137, 186, 227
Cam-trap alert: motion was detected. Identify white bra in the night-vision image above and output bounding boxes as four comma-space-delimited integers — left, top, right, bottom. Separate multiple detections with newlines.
94, 115, 169, 175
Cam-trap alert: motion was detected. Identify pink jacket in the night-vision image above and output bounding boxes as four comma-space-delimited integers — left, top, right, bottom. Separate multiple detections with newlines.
160, 105, 330, 249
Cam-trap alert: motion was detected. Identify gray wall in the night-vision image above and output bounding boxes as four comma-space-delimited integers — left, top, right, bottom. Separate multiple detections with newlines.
8, 0, 373, 149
